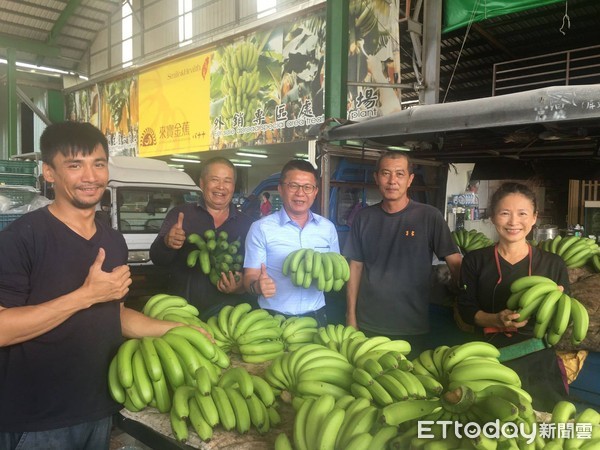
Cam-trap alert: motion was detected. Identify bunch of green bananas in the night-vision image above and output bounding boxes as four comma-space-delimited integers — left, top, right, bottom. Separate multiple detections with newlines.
312, 323, 366, 352
592, 254, 600, 273
412, 342, 517, 389
337, 334, 412, 367
507, 275, 589, 346
218, 41, 261, 142
351, 0, 379, 36
350, 354, 440, 408
262, 336, 412, 404
282, 249, 350, 292
263, 344, 354, 401
275, 393, 400, 450
451, 229, 494, 253
383, 389, 533, 450
543, 401, 600, 449
206, 303, 286, 363
280, 316, 320, 351
142, 293, 208, 327
537, 235, 600, 268
186, 230, 244, 286
169, 368, 280, 443
397, 342, 545, 448
107, 326, 229, 414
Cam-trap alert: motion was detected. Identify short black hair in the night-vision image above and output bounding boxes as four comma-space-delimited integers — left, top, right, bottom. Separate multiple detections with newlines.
280, 159, 319, 184
40, 121, 108, 166
199, 157, 236, 182
263, 192, 270, 200
375, 151, 413, 174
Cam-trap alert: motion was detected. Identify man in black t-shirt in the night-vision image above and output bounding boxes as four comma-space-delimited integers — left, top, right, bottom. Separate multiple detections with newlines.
0, 122, 209, 450
344, 152, 462, 351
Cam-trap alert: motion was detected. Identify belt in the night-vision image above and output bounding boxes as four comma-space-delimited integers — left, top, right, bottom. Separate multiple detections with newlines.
264, 306, 325, 319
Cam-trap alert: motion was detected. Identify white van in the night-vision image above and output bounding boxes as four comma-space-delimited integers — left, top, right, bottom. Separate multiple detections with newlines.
101, 156, 201, 299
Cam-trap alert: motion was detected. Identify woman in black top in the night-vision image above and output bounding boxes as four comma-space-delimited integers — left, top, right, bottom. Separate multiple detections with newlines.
457, 182, 570, 411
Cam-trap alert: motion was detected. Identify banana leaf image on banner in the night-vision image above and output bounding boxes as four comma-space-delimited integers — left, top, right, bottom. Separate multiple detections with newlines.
347, 0, 402, 121
209, 11, 326, 149
101, 77, 139, 157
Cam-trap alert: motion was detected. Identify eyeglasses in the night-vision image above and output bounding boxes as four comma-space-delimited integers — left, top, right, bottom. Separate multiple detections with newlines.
281, 182, 317, 194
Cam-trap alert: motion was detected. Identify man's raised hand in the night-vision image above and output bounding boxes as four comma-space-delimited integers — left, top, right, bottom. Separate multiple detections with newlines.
165, 212, 186, 249
258, 263, 276, 298
83, 248, 132, 303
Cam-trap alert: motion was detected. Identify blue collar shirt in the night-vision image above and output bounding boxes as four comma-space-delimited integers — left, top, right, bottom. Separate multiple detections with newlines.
244, 207, 340, 315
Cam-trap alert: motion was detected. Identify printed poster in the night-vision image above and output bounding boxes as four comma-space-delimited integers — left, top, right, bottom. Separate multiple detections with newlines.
209, 13, 326, 148
347, 0, 402, 121
138, 53, 212, 157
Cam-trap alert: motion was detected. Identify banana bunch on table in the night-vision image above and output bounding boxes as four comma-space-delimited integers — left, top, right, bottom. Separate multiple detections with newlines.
592, 254, 600, 273
282, 249, 350, 292
206, 303, 286, 362
274, 393, 400, 450
536, 235, 600, 269
108, 326, 229, 413
142, 293, 210, 328
335, 334, 412, 367
543, 401, 600, 449
349, 352, 441, 408
507, 275, 589, 345
451, 229, 494, 253
169, 366, 280, 443
311, 323, 366, 352
263, 344, 354, 400
262, 335, 412, 403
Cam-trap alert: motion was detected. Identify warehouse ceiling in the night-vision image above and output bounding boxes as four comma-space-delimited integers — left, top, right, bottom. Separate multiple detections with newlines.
399, 0, 600, 104
0, 0, 122, 77
1, 0, 599, 90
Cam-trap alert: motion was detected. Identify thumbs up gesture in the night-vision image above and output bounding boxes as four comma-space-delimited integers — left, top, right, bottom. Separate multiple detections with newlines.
83, 248, 132, 303
257, 263, 276, 298
165, 212, 186, 249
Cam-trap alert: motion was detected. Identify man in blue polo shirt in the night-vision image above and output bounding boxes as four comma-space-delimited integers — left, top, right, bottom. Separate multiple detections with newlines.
243, 159, 339, 326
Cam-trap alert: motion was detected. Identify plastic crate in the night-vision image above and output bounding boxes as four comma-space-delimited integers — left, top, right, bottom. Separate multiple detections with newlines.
0, 187, 38, 208
0, 160, 37, 175
0, 213, 22, 231
0, 174, 37, 187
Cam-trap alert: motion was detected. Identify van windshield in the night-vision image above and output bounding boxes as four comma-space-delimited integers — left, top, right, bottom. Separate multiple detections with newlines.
114, 187, 200, 233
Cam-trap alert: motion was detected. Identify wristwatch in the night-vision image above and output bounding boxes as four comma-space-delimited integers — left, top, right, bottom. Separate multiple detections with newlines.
249, 280, 259, 296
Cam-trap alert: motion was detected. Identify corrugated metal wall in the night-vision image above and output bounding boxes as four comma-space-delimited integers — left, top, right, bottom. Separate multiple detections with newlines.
88, 0, 323, 78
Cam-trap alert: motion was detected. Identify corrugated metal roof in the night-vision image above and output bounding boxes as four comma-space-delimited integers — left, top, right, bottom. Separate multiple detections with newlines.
0, 0, 121, 75
399, 0, 600, 103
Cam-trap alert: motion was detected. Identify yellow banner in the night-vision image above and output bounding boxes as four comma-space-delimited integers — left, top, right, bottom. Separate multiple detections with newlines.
138, 53, 212, 157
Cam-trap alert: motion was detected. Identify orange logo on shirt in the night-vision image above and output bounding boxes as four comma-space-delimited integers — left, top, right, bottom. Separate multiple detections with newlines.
405, 230, 415, 237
